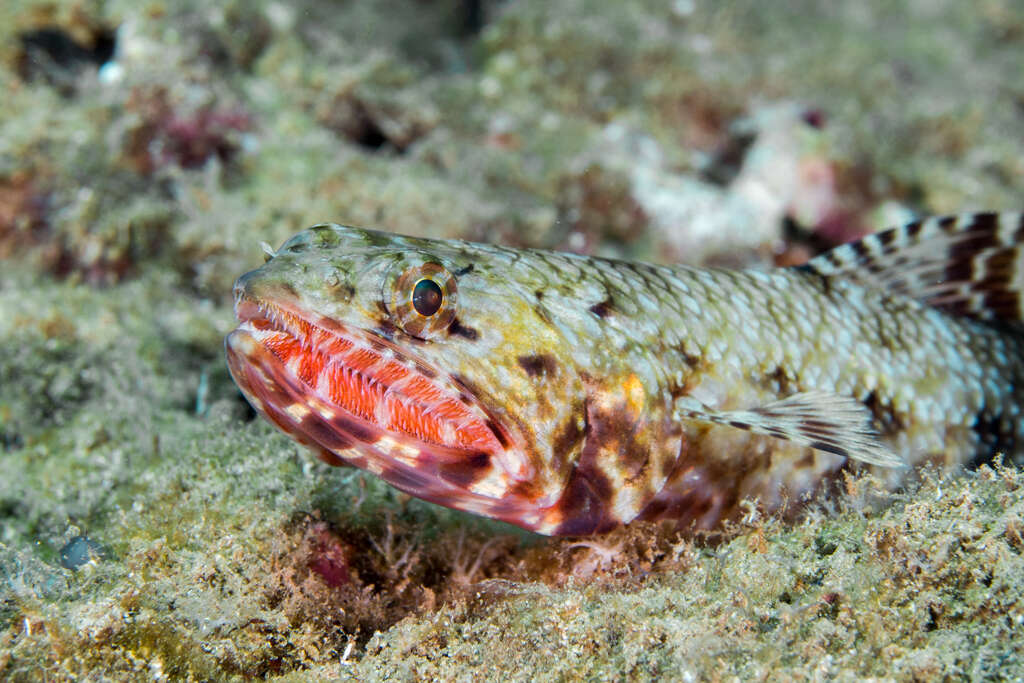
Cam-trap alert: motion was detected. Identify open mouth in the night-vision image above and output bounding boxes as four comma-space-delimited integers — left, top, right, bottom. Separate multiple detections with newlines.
226, 295, 508, 463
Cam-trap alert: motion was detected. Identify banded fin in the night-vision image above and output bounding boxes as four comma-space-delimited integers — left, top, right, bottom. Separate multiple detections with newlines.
799, 212, 1024, 323
674, 391, 904, 468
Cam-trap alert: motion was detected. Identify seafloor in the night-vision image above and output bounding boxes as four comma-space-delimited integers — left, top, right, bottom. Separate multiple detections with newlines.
1, 0, 1022, 680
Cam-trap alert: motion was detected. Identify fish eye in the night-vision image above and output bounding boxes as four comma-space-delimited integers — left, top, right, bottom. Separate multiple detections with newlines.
386, 258, 458, 339
412, 278, 444, 317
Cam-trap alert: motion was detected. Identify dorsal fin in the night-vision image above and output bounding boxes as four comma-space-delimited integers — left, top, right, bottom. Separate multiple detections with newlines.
798, 212, 1024, 324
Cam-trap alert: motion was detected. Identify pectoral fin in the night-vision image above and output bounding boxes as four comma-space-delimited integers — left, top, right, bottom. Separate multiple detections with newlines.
674, 391, 904, 468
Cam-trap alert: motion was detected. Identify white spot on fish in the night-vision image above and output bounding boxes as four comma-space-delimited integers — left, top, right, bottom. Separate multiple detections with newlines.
468, 468, 509, 498
286, 403, 311, 421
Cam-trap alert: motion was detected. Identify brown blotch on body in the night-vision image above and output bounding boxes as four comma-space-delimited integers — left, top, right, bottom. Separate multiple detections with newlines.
585, 385, 655, 482
589, 298, 614, 318
552, 411, 588, 458
448, 318, 480, 340
551, 385, 660, 534
517, 354, 558, 378
669, 344, 704, 372
759, 365, 794, 394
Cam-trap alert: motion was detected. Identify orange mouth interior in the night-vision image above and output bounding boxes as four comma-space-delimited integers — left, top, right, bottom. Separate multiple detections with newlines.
234, 298, 502, 455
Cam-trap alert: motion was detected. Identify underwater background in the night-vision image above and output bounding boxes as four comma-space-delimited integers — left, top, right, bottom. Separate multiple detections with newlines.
1, 0, 1023, 679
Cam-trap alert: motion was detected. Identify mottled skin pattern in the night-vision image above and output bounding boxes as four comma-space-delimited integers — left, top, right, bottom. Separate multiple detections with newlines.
226, 215, 1024, 535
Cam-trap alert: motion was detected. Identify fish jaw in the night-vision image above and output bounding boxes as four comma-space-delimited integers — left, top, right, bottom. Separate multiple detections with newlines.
225, 291, 554, 531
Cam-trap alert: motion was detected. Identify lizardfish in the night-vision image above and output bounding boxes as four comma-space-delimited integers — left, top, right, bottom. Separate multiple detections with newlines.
226, 212, 1024, 535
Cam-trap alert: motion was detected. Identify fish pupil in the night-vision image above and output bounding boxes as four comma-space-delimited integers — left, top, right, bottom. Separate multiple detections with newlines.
412, 278, 443, 316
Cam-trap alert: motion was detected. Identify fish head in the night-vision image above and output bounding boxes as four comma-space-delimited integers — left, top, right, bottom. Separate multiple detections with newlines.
225, 224, 587, 533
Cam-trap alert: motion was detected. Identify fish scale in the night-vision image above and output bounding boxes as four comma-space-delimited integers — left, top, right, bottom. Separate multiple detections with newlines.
226, 212, 1024, 535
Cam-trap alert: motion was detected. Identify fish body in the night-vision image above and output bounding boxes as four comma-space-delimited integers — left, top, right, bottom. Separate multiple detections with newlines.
226, 213, 1024, 535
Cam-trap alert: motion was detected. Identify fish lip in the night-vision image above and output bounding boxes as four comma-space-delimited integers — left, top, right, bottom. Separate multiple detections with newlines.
225, 291, 552, 530
227, 290, 523, 469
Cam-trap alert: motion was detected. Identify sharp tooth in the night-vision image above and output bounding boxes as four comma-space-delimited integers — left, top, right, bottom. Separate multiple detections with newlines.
375, 397, 391, 428
442, 421, 456, 445
316, 368, 332, 396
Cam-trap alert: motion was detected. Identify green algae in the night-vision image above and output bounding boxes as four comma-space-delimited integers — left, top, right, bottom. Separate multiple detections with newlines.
351, 467, 1024, 681
1, 0, 1023, 679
